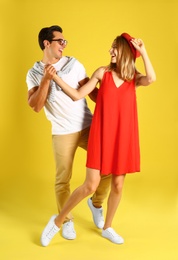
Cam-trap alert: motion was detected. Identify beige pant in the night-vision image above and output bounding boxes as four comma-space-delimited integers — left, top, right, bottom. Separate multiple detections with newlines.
52, 127, 111, 221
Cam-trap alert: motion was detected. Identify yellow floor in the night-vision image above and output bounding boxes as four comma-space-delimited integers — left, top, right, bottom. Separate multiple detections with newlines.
0, 173, 177, 260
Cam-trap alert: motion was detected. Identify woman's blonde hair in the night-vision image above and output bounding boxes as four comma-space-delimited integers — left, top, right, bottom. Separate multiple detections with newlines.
108, 35, 136, 81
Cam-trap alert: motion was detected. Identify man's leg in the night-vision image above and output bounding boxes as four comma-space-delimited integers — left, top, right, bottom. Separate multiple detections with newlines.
52, 132, 80, 239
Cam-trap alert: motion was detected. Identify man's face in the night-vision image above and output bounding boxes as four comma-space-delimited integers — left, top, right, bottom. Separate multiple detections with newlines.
47, 31, 68, 60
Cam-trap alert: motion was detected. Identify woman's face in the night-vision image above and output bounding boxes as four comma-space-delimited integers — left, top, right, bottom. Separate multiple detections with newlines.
109, 40, 118, 63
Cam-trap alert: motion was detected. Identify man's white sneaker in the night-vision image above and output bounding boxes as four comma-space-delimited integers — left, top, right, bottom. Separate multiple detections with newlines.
87, 198, 104, 229
40, 215, 60, 247
62, 220, 76, 240
102, 227, 124, 244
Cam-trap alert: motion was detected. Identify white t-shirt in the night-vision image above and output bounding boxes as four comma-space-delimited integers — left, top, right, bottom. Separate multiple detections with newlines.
26, 57, 93, 135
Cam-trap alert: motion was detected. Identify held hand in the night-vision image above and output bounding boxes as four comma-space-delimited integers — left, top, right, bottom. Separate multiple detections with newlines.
44, 64, 57, 80
131, 38, 146, 55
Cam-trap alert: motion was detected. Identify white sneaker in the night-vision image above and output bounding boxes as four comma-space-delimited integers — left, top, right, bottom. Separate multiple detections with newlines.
40, 215, 60, 247
87, 198, 104, 229
62, 220, 76, 240
102, 227, 124, 244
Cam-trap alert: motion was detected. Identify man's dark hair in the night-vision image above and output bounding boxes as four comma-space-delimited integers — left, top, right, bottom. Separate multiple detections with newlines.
38, 25, 63, 50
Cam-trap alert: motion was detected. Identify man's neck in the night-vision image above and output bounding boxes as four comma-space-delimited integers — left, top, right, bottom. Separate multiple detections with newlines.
41, 56, 62, 64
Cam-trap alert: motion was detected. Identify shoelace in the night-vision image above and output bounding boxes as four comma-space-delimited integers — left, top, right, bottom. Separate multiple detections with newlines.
65, 222, 75, 233
107, 228, 120, 238
96, 208, 104, 220
46, 225, 59, 239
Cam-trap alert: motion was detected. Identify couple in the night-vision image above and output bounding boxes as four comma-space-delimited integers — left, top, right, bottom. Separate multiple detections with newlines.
26, 25, 156, 246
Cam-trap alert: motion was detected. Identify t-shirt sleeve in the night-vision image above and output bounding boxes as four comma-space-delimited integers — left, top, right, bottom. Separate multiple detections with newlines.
26, 69, 40, 91
74, 60, 88, 83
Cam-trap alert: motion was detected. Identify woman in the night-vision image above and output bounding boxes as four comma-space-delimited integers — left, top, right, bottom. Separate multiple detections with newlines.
40, 32, 156, 246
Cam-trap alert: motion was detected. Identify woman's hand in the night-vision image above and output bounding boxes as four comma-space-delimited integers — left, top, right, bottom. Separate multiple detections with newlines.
131, 38, 146, 55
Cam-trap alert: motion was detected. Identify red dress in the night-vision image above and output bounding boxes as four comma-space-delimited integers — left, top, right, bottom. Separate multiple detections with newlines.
86, 71, 140, 175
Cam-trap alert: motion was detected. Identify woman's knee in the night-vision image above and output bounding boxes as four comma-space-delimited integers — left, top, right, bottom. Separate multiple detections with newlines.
84, 168, 100, 194
112, 175, 125, 194
82, 181, 98, 195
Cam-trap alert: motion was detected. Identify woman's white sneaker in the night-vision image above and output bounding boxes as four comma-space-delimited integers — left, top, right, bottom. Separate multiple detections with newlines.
102, 227, 124, 244
40, 215, 60, 247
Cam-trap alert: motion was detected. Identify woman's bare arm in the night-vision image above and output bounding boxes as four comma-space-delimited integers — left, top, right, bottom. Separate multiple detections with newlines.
53, 67, 105, 101
131, 39, 156, 87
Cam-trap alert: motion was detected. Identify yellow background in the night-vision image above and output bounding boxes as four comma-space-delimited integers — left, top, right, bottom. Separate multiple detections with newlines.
0, 0, 177, 259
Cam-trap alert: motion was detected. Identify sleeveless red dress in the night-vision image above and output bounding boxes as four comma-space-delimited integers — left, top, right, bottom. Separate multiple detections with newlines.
86, 71, 140, 175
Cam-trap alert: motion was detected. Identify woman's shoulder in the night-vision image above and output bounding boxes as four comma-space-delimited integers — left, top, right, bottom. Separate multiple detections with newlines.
97, 66, 108, 72
94, 66, 109, 79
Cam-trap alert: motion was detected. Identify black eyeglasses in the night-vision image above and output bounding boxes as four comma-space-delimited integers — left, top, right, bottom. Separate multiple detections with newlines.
51, 38, 68, 46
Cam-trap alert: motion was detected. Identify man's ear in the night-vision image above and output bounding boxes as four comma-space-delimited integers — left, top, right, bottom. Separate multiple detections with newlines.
43, 40, 50, 48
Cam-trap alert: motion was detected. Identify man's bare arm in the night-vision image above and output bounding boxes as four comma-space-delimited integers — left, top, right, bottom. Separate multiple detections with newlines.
28, 65, 56, 112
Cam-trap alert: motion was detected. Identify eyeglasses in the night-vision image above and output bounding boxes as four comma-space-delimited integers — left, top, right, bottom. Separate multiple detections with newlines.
51, 38, 68, 46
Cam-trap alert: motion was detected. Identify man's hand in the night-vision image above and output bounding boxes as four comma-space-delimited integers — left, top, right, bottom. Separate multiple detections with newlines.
44, 64, 57, 80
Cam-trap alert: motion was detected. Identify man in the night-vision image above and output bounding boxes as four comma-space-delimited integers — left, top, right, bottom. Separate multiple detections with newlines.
26, 25, 111, 240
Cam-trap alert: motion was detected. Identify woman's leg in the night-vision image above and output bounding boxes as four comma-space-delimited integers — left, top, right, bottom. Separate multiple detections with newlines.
55, 168, 101, 228
101, 174, 125, 244
79, 127, 111, 228
41, 168, 101, 246
104, 174, 125, 229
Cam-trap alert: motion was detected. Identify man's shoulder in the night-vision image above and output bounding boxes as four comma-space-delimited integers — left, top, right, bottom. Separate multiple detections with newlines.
26, 62, 41, 77
65, 57, 86, 72
64, 56, 83, 65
